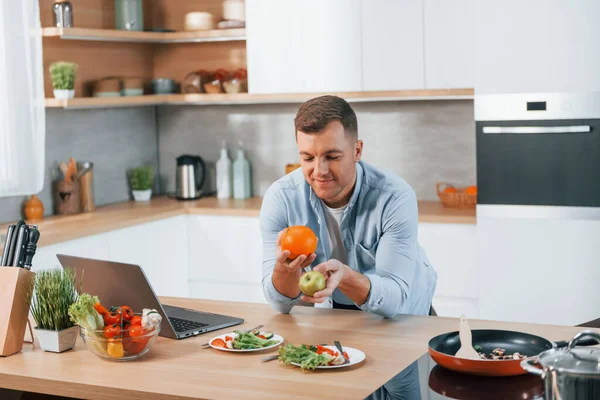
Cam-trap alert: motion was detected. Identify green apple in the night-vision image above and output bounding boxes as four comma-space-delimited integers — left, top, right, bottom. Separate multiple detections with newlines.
299, 271, 326, 297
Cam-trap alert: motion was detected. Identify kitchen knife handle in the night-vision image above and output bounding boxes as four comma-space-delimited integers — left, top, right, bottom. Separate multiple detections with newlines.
23, 228, 40, 269
6, 220, 25, 266
11, 225, 28, 267
1, 225, 15, 266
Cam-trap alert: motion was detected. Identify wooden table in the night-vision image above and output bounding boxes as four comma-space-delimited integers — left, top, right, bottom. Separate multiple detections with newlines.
0, 298, 593, 400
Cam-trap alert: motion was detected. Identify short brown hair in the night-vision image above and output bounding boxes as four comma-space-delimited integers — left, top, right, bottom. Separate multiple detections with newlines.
294, 95, 358, 138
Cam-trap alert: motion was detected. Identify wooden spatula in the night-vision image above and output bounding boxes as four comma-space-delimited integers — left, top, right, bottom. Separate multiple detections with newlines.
455, 315, 480, 360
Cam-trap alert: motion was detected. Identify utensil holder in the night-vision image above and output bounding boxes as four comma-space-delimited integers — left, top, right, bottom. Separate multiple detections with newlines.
0, 268, 34, 357
54, 179, 81, 215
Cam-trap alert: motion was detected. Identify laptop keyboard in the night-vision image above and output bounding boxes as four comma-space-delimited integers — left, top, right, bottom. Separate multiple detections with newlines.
169, 317, 209, 332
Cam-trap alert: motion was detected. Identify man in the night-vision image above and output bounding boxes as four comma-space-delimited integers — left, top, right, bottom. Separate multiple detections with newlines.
260, 95, 437, 318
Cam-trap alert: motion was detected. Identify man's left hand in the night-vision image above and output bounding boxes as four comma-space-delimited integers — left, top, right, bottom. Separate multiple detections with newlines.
300, 259, 346, 304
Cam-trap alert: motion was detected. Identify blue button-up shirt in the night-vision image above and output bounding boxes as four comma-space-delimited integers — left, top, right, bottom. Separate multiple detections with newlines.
260, 161, 437, 318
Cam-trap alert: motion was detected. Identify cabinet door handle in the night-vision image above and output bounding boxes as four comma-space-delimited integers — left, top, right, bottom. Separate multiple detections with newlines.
482, 126, 592, 134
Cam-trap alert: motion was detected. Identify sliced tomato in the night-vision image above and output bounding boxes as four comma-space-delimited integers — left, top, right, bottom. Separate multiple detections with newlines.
257, 335, 266, 339
343, 351, 349, 360
316, 345, 337, 357
225, 336, 233, 342
211, 338, 226, 348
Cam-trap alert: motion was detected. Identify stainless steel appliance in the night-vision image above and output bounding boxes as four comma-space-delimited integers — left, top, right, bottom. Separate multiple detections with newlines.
476, 92, 600, 207
476, 92, 600, 326
175, 155, 206, 200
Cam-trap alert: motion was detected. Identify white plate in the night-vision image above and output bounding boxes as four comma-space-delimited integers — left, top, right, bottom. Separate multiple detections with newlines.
208, 332, 284, 352
290, 345, 366, 369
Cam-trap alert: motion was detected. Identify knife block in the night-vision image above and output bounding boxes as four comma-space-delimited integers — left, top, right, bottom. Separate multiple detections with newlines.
0, 268, 34, 357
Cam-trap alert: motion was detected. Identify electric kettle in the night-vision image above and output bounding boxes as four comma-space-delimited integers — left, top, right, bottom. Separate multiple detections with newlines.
175, 155, 206, 200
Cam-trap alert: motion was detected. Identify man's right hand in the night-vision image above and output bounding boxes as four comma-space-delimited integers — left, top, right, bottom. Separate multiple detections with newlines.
272, 230, 317, 298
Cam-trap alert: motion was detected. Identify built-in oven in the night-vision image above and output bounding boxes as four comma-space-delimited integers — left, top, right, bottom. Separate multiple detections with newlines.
475, 92, 600, 327
476, 92, 600, 207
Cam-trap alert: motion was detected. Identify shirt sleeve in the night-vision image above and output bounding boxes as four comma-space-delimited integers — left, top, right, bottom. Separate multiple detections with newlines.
357, 189, 419, 318
259, 185, 301, 313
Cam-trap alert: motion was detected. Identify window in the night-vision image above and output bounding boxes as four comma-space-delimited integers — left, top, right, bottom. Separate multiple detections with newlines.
0, 0, 45, 197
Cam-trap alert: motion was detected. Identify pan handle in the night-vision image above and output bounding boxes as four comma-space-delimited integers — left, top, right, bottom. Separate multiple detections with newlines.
567, 330, 600, 351
521, 358, 544, 377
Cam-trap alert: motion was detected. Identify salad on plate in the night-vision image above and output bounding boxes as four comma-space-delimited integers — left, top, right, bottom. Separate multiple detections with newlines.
210, 329, 282, 350
278, 344, 351, 370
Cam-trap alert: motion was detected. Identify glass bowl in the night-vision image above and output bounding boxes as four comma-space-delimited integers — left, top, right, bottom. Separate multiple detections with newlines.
79, 320, 161, 361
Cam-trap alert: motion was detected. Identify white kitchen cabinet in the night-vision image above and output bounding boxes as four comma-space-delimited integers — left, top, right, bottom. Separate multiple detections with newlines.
187, 215, 264, 303
432, 297, 479, 319
424, 0, 475, 89
419, 222, 478, 318
246, 0, 362, 94
189, 281, 266, 304
419, 223, 477, 299
360, 0, 425, 91
32, 233, 109, 273
475, 0, 600, 94
104, 216, 190, 298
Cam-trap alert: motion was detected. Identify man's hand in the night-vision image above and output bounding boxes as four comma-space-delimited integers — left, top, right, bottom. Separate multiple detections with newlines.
275, 230, 317, 274
272, 230, 317, 298
301, 259, 346, 304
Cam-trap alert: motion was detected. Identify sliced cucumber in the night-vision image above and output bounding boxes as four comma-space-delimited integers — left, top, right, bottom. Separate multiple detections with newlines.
263, 332, 274, 340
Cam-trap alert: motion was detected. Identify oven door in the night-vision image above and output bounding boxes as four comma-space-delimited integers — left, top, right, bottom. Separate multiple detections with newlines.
476, 118, 600, 207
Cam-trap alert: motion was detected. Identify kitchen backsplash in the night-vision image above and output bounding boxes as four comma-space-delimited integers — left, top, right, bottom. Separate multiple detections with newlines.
0, 100, 474, 224
0, 108, 158, 224
158, 100, 476, 200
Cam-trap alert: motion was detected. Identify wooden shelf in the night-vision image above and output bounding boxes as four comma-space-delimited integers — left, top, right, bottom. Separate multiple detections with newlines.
45, 89, 474, 109
45, 95, 169, 109
41, 27, 247, 43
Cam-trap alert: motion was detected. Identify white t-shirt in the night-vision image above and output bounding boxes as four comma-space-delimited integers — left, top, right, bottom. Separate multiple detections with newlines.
314, 203, 348, 308
323, 204, 348, 266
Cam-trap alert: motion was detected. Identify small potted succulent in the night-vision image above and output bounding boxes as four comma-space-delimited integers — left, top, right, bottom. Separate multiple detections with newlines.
49, 62, 77, 99
129, 166, 155, 202
30, 267, 81, 353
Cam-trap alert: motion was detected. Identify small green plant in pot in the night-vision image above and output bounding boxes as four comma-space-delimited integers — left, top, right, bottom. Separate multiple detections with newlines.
129, 165, 155, 202
49, 62, 77, 100
30, 267, 81, 353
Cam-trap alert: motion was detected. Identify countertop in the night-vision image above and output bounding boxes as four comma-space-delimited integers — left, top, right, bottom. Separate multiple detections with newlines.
0, 298, 594, 400
0, 196, 476, 249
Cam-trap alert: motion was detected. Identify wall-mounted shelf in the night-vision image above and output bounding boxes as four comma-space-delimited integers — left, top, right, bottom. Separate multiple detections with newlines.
45, 89, 474, 109
45, 95, 168, 109
41, 27, 247, 43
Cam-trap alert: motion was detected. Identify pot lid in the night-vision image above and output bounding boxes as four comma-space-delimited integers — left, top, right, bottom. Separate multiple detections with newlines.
538, 331, 600, 375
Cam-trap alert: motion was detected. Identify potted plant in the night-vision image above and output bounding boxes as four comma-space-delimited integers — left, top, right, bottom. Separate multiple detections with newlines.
129, 166, 155, 202
49, 62, 77, 99
30, 267, 81, 353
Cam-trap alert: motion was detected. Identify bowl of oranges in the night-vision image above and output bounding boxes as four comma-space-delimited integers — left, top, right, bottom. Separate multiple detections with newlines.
436, 182, 477, 209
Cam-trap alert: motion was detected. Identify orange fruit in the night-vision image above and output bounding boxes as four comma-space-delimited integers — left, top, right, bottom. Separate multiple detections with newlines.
280, 226, 318, 259
465, 186, 478, 195
443, 187, 457, 194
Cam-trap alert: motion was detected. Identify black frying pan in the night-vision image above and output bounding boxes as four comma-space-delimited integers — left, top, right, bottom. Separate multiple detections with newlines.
428, 329, 597, 377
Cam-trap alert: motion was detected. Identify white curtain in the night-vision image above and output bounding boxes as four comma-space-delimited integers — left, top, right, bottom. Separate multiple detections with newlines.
0, 0, 45, 197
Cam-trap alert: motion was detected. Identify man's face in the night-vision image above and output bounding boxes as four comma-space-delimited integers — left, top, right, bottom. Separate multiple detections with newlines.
296, 121, 363, 208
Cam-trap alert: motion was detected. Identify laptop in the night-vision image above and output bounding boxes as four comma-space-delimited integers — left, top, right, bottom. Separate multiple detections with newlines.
56, 254, 244, 340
